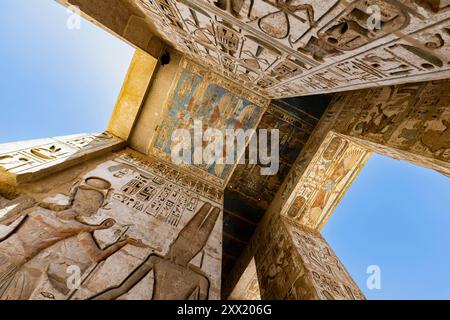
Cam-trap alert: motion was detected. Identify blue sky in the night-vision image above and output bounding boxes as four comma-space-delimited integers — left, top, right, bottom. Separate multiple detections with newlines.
0, 0, 134, 143
1, 0, 449, 301
323, 153, 450, 300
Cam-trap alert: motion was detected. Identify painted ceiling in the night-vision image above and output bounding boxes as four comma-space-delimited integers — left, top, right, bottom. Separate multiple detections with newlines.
150, 60, 269, 187
133, 0, 450, 98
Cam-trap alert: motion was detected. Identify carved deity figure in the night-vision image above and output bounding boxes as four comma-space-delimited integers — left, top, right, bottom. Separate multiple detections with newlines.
0, 177, 144, 300
91, 202, 221, 300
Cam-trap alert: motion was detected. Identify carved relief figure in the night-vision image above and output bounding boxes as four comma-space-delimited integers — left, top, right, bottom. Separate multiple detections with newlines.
304, 148, 365, 227
318, 0, 409, 51
288, 225, 365, 300
0, 177, 144, 300
354, 103, 397, 137
298, 36, 343, 62
287, 195, 306, 218
91, 202, 220, 300
134, 0, 450, 97
421, 119, 450, 153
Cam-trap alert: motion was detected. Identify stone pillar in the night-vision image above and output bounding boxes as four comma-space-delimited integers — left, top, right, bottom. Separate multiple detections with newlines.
228, 258, 261, 300
253, 216, 364, 300
282, 79, 450, 228
223, 133, 370, 299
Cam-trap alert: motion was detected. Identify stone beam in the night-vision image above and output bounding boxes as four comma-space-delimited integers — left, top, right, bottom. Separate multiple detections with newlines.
56, 0, 164, 58
228, 258, 261, 300
108, 49, 158, 141
0, 132, 125, 195
255, 217, 364, 300
125, 0, 450, 98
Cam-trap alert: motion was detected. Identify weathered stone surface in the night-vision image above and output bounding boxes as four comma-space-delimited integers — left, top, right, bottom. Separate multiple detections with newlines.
224, 78, 450, 299
56, 0, 164, 57
0, 150, 223, 300
128, 0, 450, 98
0, 132, 126, 187
40, 194, 72, 211
0, 195, 36, 224
108, 50, 158, 141
253, 216, 363, 300
228, 258, 261, 300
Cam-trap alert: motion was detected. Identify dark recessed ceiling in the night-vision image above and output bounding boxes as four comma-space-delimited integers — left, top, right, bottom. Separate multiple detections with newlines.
222, 94, 333, 283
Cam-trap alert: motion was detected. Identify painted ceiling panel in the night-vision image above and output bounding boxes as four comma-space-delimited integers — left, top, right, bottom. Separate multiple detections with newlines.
150, 61, 268, 186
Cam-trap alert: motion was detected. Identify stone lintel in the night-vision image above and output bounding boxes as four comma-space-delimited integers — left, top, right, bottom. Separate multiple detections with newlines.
56, 0, 165, 58
0, 132, 126, 191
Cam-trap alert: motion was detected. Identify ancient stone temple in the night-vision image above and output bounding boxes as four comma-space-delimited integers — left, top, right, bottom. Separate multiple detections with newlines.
0, 0, 449, 300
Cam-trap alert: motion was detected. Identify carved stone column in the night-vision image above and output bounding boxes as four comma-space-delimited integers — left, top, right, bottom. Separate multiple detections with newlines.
228, 258, 261, 300
253, 216, 364, 300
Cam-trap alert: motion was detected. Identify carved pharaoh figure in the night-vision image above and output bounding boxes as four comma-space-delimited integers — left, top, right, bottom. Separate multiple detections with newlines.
91, 202, 221, 300
0, 177, 145, 300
